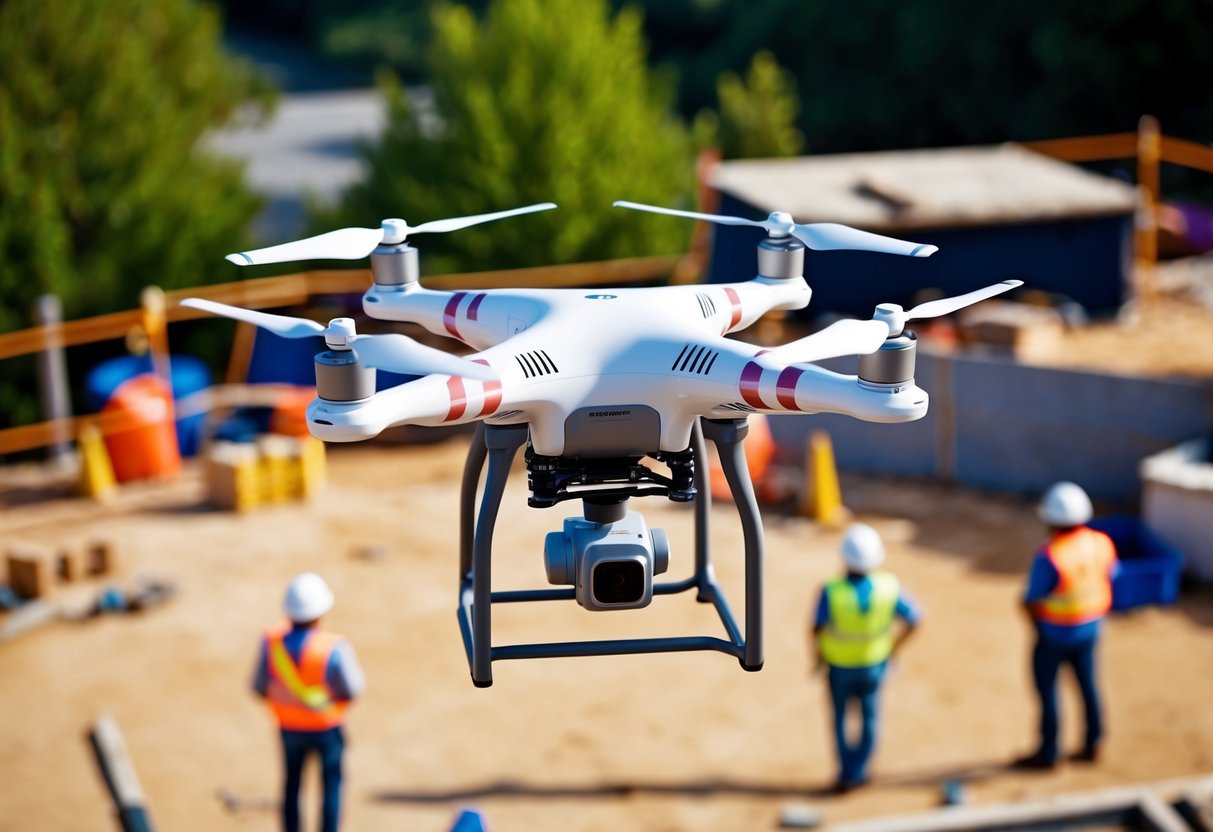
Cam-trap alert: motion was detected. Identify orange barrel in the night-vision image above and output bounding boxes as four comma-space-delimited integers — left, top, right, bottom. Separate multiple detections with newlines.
100, 374, 182, 482
709, 412, 776, 501
269, 386, 316, 437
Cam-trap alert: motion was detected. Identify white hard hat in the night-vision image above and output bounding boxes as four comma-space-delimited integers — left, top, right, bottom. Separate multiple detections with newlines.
1038, 481, 1093, 527
283, 572, 334, 623
840, 523, 885, 573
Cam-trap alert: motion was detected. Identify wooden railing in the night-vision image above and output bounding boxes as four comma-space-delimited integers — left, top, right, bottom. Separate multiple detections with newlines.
0, 255, 681, 457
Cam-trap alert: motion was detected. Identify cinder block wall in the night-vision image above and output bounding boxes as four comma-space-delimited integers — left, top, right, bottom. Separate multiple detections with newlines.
766, 352, 1213, 504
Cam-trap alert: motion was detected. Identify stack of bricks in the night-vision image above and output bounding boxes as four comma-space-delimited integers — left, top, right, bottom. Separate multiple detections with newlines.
5, 540, 114, 601
205, 435, 326, 512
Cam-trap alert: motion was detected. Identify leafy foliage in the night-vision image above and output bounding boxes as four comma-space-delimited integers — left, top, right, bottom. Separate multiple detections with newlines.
0, 0, 269, 333
697, 50, 804, 159
319, 0, 695, 273
0, 0, 269, 429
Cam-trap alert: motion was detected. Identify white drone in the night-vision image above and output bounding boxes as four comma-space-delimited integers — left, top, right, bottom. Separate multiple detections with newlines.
184, 200, 1019, 686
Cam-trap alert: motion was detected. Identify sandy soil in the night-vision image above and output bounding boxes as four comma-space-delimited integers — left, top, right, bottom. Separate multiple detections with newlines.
1, 434, 1212, 832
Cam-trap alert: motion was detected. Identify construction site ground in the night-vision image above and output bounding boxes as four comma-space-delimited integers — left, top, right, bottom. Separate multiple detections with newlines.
2, 434, 1212, 832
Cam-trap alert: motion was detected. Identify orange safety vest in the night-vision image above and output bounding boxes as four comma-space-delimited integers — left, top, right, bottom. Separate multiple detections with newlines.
264, 621, 349, 731
1035, 527, 1117, 626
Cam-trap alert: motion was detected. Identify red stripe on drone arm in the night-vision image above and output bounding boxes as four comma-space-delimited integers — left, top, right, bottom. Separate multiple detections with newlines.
467, 292, 486, 322
775, 366, 804, 411
443, 292, 468, 338
739, 361, 766, 409
472, 359, 502, 417
444, 376, 467, 422
724, 288, 742, 332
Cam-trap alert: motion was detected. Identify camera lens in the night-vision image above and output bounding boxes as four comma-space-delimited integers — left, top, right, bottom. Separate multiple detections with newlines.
591, 560, 645, 605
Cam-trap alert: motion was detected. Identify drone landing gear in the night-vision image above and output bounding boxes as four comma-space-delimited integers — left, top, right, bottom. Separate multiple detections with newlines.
456, 418, 764, 687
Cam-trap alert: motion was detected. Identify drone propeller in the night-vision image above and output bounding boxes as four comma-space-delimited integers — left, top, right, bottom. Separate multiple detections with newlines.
763, 279, 1023, 365
762, 318, 892, 365
874, 279, 1023, 336
225, 203, 558, 266
180, 298, 498, 381
613, 200, 937, 258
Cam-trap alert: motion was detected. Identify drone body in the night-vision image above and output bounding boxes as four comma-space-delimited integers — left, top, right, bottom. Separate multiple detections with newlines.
184, 200, 1020, 685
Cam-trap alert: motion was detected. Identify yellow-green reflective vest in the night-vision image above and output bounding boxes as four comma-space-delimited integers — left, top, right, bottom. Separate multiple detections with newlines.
818, 571, 899, 668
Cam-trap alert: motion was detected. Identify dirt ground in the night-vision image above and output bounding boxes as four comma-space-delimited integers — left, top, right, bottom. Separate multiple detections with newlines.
2, 434, 1212, 832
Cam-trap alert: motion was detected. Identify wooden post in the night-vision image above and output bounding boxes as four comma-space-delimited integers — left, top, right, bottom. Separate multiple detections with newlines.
90, 715, 156, 832
140, 286, 171, 386
34, 294, 74, 468
1136, 115, 1162, 302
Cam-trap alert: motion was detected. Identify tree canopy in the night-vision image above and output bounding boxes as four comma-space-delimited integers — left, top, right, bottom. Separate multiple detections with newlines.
0, 0, 269, 335
318, 0, 695, 273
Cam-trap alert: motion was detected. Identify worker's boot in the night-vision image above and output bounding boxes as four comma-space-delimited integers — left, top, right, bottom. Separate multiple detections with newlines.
1070, 745, 1100, 764
1011, 751, 1057, 770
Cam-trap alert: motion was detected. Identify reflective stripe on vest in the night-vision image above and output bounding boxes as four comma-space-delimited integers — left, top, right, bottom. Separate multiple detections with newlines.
818, 571, 899, 668
1037, 527, 1116, 626
264, 622, 348, 731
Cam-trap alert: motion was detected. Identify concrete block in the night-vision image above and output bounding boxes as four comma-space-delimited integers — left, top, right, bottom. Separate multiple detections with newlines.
1142, 439, 1213, 582
7, 547, 54, 600
55, 545, 86, 583
85, 539, 115, 577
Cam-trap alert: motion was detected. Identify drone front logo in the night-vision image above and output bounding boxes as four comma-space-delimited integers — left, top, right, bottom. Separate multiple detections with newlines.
584, 293, 618, 300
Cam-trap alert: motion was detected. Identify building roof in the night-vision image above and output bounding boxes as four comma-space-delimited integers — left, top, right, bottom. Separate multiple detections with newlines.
710, 143, 1138, 232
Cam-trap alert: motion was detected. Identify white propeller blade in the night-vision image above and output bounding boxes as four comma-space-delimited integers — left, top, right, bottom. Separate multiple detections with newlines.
226, 202, 558, 266
905, 279, 1024, 320
613, 200, 936, 257
791, 223, 937, 258
181, 297, 325, 338
763, 318, 892, 365
408, 202, 557, 235
225, 227, 385, 266
180, 298, 497, 380
875, 279, 1023, 335
348, 334, 496, 381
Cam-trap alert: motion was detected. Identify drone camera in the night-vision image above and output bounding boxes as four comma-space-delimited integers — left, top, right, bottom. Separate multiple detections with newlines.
544, 505, 669, 611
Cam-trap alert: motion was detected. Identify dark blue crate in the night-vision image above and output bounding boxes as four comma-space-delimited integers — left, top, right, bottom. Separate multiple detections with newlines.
1088, 515, 1184, 610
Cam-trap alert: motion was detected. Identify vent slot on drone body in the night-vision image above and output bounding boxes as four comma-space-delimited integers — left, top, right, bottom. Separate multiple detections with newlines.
514, 350, 559, 378
670, 344, 720, 375
695, 292, 717, 319
486, 409, 524, 421
717, 402, 757, 413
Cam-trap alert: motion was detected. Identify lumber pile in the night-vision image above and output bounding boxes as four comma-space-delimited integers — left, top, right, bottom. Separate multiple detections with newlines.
204, 435, 325, 512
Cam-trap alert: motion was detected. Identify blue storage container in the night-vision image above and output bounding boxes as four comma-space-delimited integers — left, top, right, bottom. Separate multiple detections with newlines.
1088, 515, 1184, 611
85, 354, 212, 457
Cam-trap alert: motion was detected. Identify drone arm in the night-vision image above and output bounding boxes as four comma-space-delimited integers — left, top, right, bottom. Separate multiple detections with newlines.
363, 285, 549, 350
712, 277, 811, 335
725, 360, 928, 423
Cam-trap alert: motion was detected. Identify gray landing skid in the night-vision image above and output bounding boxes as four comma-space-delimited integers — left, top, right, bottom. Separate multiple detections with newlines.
455, 418, 765, 687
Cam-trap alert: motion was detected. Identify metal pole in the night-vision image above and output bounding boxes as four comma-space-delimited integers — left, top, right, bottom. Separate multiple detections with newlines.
471, 424, 527, 687
703, 418, 764, 671
34, 294, 73, 468
691, 419, 713, 601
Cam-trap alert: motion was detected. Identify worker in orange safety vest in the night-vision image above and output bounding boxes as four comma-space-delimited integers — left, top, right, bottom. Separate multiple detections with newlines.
1014, 482, 1118, 770
252, 573, 365, 832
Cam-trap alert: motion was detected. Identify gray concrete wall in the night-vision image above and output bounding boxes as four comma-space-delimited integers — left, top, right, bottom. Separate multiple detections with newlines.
766, 351, 1213, 503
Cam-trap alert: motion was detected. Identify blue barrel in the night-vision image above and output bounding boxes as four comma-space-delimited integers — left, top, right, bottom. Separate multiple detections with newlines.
86, 354, 212, 457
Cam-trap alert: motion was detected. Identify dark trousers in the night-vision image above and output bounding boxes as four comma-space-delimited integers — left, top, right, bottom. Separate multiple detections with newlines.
281, 726, 345, 832
1031, 635, 1102, 761
827, 663, 886, 785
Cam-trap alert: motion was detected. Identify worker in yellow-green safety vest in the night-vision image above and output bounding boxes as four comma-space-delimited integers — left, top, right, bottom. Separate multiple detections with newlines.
252, 573, 365, 832
812, 523, 921, 793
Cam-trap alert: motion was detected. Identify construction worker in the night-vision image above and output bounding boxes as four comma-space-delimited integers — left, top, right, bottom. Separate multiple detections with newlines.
812, 523, 920, 793
1015, 482, 1118, 769
252, 573, 365, 832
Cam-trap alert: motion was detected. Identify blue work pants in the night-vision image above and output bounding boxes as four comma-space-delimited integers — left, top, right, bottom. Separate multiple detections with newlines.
281, 726, 345, 832
1031, 634, 1102, 761
827, 663, 886, 785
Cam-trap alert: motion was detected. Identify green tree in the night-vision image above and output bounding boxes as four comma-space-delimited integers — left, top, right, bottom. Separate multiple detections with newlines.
0, 0, 269, 338
697, 50, 804, 159
0, 0, 271, 432
321, 0, 694, 273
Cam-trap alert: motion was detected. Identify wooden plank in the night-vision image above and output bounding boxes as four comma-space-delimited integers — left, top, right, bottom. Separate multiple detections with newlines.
90, 715, 155, 832
1137, 792, 1192, 832
1021, 132, 1138, 162
1161, 136, 1213, 175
